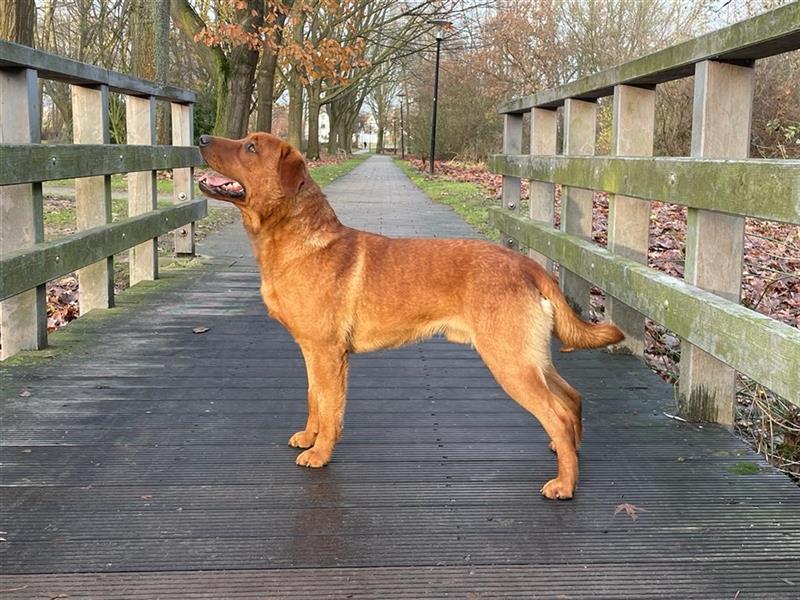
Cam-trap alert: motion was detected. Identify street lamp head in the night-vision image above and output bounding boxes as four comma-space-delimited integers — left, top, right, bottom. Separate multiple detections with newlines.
430, 18, 451, 41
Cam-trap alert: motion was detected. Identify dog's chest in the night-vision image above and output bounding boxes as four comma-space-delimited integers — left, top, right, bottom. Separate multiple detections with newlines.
259, 282, 287, 325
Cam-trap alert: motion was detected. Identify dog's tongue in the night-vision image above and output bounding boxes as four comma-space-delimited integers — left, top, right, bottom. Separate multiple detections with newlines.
202, 173, 236, 187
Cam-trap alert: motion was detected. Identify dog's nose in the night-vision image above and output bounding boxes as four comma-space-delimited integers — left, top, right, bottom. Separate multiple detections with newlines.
199, 134, 212, 147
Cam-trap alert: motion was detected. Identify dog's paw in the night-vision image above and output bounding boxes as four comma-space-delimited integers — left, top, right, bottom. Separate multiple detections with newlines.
296, 447, 331, 468
540, 478, 575, 500
288, 430, 317, 449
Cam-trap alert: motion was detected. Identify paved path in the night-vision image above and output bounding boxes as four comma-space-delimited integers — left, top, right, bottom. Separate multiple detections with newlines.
2, 156, 798, 598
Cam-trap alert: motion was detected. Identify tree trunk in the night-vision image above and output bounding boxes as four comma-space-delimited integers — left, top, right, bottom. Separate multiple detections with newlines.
287, 73, 304, 149
218, 43, 260, 137
130, 0, 155, 80
254, 1, 289, 133
255, 48, 279, 132
216, 0, 263, 137
286, 11, 306, 149
326, 104, 339, 154
170, 0, 263, 138
0, 0, 35, 46
306, 80, 322, 159
153, 0, 170, 144
376, 119, 384, 153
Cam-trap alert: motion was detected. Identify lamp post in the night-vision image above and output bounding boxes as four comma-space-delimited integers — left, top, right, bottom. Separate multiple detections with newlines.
429, 18, 450, 175
398, 91, 406, 160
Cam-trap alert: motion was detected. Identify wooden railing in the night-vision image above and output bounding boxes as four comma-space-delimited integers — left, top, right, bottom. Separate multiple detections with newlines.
490, 3, 800, 424
0, 41, 207, 360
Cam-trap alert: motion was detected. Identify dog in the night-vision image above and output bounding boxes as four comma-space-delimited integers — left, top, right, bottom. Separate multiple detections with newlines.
198, 133, 623, 500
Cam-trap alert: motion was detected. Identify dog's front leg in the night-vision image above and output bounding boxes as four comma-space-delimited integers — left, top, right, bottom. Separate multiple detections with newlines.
288, 388, 318, 449
294, 345, 349, 468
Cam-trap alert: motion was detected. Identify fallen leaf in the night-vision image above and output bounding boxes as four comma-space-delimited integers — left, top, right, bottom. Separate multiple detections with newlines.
192, 327, 210, 334
663, 412, 687, 423
614, 502, 648, 521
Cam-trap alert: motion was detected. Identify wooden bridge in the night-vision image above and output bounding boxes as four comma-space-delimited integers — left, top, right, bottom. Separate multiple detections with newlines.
1, 5, 799, 599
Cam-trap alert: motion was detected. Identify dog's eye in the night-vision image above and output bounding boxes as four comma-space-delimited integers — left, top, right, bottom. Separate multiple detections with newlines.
245, 143, 257, 154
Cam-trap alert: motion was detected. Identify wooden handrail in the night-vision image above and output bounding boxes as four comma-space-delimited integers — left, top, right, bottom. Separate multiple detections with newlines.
490, 155, 800, 224
0, 145, 203, 185
0, 40, 197, 103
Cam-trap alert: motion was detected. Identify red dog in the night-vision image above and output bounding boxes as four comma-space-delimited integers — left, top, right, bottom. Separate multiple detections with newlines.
199, 133, 623, 499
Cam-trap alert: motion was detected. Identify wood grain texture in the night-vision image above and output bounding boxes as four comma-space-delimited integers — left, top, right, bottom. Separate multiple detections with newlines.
679, 60, 754, 425
0, 68, 47, 359
72, 84, 114, 313
1, 157, 797, 597
606, 84, 655, 356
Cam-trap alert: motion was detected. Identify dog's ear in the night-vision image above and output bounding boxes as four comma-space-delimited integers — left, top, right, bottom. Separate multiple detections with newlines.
279, 146, 307, 199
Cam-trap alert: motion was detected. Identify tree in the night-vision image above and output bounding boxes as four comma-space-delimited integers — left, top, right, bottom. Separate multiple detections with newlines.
171, 0, 265, 138
366, 62, 398, 153
183, 0, 459, 154
0, 0, 36, 46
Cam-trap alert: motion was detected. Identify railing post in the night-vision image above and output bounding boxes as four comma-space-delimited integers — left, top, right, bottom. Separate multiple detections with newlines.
678, 60, 754, 425
171, 102, 195, 255
126, 95, 158, 285
501, 113, 523, 249
528, 107, 558, 271
72, 84, 114, 313
606, 85, 655, 356
561, 98, 597, 315
0, 68, 47, 359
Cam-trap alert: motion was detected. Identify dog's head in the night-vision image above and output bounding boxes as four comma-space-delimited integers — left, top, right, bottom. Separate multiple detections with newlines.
198, 132, 307, 219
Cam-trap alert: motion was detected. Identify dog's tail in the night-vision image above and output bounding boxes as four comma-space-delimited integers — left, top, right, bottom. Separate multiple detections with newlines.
528, 263, 624, 350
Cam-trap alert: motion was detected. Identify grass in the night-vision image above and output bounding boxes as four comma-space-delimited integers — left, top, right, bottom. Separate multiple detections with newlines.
44, 197, 175, 240
728, 462, 762, 475
309, 153, 371, 187
48, 173, 174, 194
394, 159, 499, 241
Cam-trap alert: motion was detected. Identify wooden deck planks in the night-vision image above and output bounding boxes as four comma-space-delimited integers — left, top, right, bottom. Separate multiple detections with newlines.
1, 156, 798, 598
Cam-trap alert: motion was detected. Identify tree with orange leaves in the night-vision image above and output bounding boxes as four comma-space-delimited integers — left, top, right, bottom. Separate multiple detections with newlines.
172, 0, 465, 151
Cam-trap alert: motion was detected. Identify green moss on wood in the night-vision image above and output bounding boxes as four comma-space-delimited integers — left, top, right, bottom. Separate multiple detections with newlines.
489, 154, 800, 224
727, 462, 761, 475
490, 208, 800, 405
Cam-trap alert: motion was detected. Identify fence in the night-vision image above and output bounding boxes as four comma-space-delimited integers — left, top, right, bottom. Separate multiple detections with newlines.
490, 3, 800, 424
0, 40, 206, 360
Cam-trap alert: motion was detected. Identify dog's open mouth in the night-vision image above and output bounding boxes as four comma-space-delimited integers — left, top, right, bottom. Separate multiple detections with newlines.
198, 172, 245, 199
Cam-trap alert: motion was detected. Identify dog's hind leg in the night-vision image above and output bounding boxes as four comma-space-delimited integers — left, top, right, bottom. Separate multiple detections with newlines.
472, 295, 579, 499
544, 366, 582, 452
294, 345, 349, 468
481, 349, 579, 499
